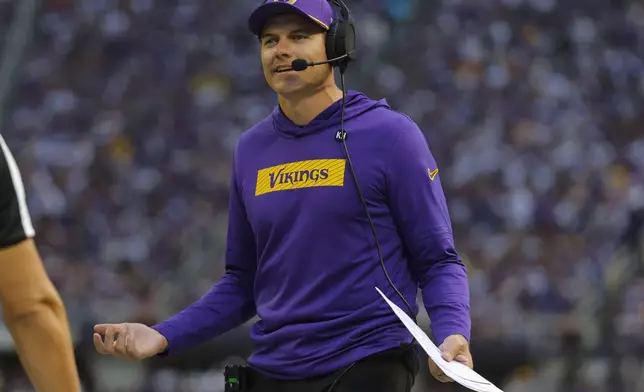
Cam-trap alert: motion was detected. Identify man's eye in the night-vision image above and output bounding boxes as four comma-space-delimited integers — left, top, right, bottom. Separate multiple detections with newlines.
263, 38, 276, 46
292, 34, 307, 40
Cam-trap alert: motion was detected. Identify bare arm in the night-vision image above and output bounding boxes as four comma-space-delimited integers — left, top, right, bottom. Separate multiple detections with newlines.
0, 240, 81, 392
0, 135, 81, 392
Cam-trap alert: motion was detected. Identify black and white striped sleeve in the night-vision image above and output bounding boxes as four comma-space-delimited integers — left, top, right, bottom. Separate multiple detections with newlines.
0, 134, 35, 249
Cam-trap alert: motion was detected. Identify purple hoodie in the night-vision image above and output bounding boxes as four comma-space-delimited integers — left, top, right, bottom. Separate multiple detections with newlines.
152, 91, 471, 379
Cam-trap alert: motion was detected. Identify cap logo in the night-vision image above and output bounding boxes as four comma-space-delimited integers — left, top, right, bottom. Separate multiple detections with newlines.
270, 0, 298, 3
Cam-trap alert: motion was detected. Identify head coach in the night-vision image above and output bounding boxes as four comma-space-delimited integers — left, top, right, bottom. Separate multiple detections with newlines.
93, 1, 474, 391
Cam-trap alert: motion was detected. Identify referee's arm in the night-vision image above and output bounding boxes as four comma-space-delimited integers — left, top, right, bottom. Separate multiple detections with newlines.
0, 135, 81, 392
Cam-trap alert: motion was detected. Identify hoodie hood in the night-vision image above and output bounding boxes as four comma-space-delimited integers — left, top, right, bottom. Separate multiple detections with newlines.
272, 90, 391, 138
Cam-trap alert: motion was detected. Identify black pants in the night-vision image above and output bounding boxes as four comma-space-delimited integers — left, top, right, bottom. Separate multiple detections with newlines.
248, 344, 420, 392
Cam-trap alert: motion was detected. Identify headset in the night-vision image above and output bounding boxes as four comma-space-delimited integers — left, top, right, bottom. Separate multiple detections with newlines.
280, 0, 356, 74
324, 0, 357, 74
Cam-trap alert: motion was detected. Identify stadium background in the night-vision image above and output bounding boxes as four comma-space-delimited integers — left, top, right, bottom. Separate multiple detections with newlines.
1, 0, 644, 391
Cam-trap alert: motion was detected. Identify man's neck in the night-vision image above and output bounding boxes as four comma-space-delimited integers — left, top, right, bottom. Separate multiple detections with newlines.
278, 84, 344, 126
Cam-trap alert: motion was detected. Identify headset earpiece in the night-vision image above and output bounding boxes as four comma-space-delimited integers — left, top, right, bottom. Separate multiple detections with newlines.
325, 0, 356, 73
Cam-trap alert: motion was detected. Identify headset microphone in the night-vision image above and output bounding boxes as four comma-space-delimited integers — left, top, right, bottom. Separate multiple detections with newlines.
275, 53, 351, 73
291, 58, 313, 71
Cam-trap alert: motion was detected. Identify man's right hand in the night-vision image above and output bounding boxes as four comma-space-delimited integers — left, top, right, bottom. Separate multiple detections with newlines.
93, 323, 168, 361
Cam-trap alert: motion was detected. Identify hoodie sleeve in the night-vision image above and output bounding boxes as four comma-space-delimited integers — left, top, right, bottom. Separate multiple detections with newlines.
384, 116, 471, 345
152, 148, 257, 355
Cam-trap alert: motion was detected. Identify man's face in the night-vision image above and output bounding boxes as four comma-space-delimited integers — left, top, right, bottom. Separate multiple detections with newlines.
260, 14, 331, 96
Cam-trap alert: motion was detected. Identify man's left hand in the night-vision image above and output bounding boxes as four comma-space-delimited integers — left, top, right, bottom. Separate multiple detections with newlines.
428, 334, 473, 383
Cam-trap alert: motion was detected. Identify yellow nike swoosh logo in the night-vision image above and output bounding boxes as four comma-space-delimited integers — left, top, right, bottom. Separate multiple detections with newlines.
428, 168, 439, 181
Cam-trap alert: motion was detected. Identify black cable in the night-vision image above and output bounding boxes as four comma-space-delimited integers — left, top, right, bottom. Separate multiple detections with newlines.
327, 69, 418, 392
326, 361, 357, 392
338, 70, 416, 322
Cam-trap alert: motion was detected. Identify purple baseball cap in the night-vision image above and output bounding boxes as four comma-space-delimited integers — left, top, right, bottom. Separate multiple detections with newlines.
248, 0, 334, 36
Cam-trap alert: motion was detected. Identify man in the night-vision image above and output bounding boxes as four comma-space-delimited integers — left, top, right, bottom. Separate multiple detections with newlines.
0, 134, 82, 392
93, 0, 473, 391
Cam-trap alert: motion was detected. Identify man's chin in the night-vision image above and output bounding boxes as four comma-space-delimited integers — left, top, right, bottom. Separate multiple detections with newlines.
272, 82, 308, 96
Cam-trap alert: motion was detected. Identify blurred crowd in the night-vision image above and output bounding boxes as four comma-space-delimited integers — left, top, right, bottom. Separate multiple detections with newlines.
1, 0, 644, 391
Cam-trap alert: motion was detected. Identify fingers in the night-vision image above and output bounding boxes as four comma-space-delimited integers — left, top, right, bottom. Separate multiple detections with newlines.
113, 327, 139, 361
441, 349, 455, 361
429, 359, 454, 383
439, 335, 472, 366
431, 336, 474, 383
455, 353, 472, 368
93, 324, 115, 334
114, 327, 128, 355
103, 325, 117, 354
93, 324, 129, 358
439, 342, 458, 362
93, 333, 107, 354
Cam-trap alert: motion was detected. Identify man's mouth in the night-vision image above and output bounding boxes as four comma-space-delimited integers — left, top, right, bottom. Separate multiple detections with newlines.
274, 66, 294, 73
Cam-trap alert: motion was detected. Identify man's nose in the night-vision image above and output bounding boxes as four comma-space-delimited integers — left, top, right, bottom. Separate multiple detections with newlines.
274, 38, 294, 57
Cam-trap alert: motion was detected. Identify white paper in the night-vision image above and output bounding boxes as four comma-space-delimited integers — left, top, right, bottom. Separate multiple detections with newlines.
375, 287, 504, 392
